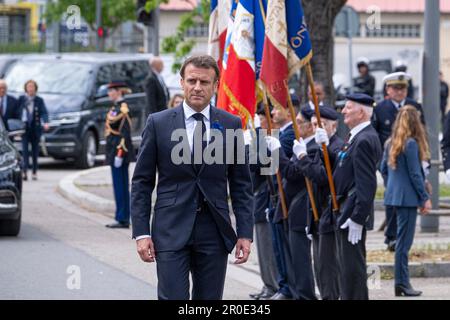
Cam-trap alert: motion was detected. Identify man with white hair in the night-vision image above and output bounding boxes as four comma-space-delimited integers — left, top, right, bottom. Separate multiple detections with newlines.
316, 93, 382, 300
0, 79, 20, 131
144, 56, 170, 116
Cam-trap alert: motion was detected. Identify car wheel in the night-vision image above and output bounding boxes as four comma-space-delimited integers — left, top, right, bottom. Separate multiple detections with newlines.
75, 131, 97, 169
0, 212, 21, 236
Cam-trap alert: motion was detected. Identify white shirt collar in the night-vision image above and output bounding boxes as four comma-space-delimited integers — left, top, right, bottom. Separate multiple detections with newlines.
391, 99, 405, 108
183, 101, 210, 121
349, 121, 371, 142
280, 121, 293, 133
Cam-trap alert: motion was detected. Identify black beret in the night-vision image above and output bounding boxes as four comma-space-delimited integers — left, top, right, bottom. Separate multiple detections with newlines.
346, 93, 376, 108
315, 105, 339, 120
300, 107, 314, 121
107, 81, 128, 90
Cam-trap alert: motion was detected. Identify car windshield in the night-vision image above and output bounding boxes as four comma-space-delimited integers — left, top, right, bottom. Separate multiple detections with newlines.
5, 60, 93, 95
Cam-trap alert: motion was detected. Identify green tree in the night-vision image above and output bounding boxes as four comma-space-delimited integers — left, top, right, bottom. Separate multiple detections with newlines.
45, 0, 136, 50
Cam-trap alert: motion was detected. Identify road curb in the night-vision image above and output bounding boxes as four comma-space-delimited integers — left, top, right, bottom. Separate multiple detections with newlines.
57, 166, 115, 214
369, 261, 450, 278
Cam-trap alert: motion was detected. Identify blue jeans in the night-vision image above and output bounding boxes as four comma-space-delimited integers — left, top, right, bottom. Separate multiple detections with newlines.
111, 163, 130, 224
22, 129, 40, 174
394, 207, 418, 286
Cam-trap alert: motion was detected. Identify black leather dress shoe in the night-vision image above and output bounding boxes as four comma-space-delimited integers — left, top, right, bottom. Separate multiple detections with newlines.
249, 288, 275, 300
387, 240, 396, 252
105, 222, 129, 229
395, 284, 422, 297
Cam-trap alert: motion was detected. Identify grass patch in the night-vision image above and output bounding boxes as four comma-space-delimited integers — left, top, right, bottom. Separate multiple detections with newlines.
367, 248, 450, 263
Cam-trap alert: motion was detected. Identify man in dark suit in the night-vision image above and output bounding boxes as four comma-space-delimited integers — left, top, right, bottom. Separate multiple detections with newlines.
276, 108, 319, 300
326, 93, 382, 300
144, 56, 170, 116
372, 72, 424, 251
296, 105, 344, 300
131, 55, 253, 300
0, 79, 20, 131
264, 105, 296, 300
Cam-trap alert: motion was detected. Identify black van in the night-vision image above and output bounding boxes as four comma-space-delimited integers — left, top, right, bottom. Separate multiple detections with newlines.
0, 118, 23, 236
4, 53, 151, 168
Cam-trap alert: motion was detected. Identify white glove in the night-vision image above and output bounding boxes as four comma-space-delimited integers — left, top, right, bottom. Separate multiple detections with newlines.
243, 129, 252, 146
315, 127, 329, 146
305, 226, 312, 241
293, 138, 307, 159
340, 218, 363, 245
114, 156, 124, 168
265, 136, 281, 152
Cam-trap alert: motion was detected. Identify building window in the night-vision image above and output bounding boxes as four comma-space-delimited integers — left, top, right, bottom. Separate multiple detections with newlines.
186, 23, 208, 38
365, 24, 421, 38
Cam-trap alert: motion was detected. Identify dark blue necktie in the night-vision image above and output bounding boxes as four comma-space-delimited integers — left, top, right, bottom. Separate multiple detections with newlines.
192, 113, 206, 172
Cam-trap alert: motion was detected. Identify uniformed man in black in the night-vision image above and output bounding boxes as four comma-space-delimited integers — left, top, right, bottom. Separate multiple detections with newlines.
331, 93, 382, 300
372, 72, 425, 251
353, 57, 376, 98
266, 107, 318, 300
295, 105, 344, 300
104, 81, 135, 228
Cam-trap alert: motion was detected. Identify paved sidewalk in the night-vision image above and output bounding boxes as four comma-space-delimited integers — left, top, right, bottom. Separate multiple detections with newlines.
58, 164, 450, 280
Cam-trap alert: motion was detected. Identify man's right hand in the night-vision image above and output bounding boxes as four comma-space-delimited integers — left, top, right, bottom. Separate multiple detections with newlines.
136, 237, 155, 263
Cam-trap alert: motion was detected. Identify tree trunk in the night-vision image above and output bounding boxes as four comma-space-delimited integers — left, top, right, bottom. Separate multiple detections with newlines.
299, 0, 347, 105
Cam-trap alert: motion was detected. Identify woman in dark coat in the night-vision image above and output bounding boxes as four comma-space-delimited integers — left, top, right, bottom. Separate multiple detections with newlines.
104, 81, 134, 228
19, 80, 49, 181
381, 105, 431, 297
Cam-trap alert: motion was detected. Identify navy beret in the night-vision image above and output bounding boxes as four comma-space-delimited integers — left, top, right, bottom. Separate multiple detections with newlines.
346, 93, 376, 108
315, 105, 339, 121
300, 107, 314, 121
107, 81, 128, 90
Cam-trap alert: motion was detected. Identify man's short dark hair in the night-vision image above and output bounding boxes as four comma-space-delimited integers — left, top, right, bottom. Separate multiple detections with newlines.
180, 55, 220, 81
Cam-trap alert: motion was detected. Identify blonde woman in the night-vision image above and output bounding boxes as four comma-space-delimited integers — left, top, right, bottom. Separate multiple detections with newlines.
381, 105, 431, 297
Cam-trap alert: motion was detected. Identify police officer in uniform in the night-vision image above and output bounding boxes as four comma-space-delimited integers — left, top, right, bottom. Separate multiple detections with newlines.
105, 81, 134, 228
353, 57, 376, 97
322, 93, 381, 300
295, 105, 344, 300
372, 72, 424, 251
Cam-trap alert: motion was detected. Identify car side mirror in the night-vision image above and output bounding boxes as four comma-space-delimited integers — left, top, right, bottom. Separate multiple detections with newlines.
7, 119, 25, 137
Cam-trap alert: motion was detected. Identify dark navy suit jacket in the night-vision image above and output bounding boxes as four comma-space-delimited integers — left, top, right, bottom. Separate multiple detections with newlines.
18, 95, 49, 136
276, 138, 319, 231
372, 98, 424, 148
381, 138, 429, 207
298, 134, 344, 234
131, 105, 254, 253
0, 95, 20, 130
333, 125, 382, 230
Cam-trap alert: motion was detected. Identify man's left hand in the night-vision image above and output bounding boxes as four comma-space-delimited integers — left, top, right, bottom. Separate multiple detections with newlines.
234, 238, 252, 264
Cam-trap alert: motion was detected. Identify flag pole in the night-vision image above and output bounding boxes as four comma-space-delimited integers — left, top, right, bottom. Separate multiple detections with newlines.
305, 63, 339, 212
286, 90, 320, 223
262, 91, 289, 220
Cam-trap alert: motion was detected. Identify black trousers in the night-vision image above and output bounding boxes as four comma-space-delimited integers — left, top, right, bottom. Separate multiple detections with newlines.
155, 207, 228, 300
312, 232, 340, 300
255, 221, 279, 294
289, 229, 317, 300
335, 228, 368, 300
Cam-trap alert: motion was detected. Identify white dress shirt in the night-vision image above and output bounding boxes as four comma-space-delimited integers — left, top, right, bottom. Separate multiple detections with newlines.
135, 102, 211, 241
349, 121, 371, 143
183, 101, 211, 151
279, 121, 293, 134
